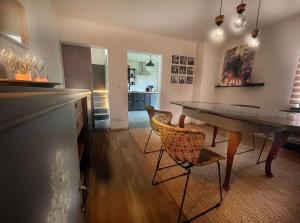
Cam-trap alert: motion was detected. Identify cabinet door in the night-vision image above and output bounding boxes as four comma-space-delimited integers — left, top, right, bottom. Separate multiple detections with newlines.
0, 105, 83, 223
61, 44, 93, 90
145, 94, 151, 107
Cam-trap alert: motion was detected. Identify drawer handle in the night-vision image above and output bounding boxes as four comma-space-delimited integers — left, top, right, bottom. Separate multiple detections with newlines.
79, 185, 88, 191
74, 103, 78, 110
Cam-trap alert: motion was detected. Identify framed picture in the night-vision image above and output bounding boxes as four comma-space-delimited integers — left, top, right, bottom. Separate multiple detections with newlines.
220, 45, 255, 86
170, 75, 178, 84
186, 76, 193, 84
188, 57, 195, 65
171, 65, 179, 74
180, 56, 187, 65
187, 67, 194, 75
179, 66, 186, 74
172, 55, 179, 64
179, 76, 186, 84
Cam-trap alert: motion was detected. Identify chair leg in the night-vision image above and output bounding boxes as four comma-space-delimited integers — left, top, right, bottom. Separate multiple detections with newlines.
177, 169, 191, 223
181, 163, 222, 223
144, 129, 153, 153
256, 135, 269, 165
217, 161, 223, 202
152, 146, 164, 185
253, 134, 256, 150
237, 134, 256, 155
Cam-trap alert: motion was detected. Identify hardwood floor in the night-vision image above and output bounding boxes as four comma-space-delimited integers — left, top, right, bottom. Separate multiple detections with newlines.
87, 130, 179, 223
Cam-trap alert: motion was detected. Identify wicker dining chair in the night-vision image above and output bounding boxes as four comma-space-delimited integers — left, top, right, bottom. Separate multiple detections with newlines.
144, 106, 172, 154
152, 114, 225, 223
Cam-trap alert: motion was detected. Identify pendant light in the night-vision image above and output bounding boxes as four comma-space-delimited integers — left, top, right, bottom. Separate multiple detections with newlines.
146, 55, 154, 67
249, 0, 262, 48
233, 0, 246, 28
213, 0, 225, 40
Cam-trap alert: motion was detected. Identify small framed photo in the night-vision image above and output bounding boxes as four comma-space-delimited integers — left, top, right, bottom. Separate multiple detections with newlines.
186, 76, 193, 84
171, 65, 179, 74
179, 76, 186, 84
172, 55, 179, 64
187, 67, 194, 75
179, 66, 186, 74
180, 56, 187, 65
188, 57, 195, 65
170, 75, 178, 84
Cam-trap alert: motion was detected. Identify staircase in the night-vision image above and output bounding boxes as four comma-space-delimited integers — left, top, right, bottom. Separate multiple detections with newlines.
93, 91, 109, 129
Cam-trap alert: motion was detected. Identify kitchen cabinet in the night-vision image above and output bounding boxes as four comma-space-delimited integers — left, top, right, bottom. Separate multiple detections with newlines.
128, 92, 152, 111
0, 86, 91, 223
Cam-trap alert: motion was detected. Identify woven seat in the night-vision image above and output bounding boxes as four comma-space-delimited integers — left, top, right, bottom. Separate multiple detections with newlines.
151, 114, 224, 223
143, 106, 172, 154
194, 149, 225, 166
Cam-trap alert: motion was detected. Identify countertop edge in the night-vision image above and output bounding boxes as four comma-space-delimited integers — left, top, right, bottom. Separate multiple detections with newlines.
0, 86, 91, 133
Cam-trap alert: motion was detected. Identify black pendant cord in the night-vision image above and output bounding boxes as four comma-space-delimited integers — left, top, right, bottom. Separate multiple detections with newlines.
255, 0, 262, 29
219, 0, 223, 15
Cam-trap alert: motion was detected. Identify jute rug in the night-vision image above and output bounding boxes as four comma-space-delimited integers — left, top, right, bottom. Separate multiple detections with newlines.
129, 125, 300, 223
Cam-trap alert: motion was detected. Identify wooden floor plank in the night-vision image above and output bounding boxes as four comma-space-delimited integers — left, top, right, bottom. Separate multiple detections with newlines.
87, 130, 179, 223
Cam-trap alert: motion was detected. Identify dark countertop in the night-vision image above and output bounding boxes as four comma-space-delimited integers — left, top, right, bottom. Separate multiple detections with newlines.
0, 86, 91, 133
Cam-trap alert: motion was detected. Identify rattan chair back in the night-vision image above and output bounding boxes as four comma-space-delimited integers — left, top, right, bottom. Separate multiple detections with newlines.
152, 114, 206, 164
145, 106, 172, 133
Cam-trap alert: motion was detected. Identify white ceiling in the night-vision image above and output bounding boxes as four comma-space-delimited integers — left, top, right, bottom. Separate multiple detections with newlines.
51, 0, 300, 42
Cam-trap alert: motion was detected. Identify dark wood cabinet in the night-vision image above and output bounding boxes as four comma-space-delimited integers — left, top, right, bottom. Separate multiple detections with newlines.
0, 87, 91, 223
61, 44, 93, 90
128, 93, 151, 111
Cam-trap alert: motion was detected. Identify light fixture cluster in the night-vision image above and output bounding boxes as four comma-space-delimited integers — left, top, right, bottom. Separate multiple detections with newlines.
212, 0, 262, 48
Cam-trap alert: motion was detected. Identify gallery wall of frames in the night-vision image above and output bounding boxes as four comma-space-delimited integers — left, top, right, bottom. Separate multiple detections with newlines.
170, 55, 194, 85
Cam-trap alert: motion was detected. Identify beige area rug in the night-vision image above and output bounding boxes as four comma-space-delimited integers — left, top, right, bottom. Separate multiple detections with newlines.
129, 125, 300, 223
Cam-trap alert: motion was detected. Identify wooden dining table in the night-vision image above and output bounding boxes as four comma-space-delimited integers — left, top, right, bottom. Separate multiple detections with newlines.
171, 101, 300, 191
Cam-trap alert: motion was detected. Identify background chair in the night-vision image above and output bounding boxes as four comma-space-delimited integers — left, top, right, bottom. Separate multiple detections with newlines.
144, 106, 172, 154
152, 114, 225, 223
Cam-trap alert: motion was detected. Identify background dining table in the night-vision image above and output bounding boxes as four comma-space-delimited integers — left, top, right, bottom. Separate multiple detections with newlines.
171, 101, 300, 190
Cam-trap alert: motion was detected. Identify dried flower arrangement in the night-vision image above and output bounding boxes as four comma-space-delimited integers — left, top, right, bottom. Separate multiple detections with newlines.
0, 48, 45, 81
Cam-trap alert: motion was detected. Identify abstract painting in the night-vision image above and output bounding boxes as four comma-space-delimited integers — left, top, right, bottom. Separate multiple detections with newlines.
220, 45, 255, 86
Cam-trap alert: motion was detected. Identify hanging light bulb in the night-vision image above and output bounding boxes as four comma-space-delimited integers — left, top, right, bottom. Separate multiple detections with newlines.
233, 1, 246, 28
212, 0, 225, 41
215, 26, 224, 37
248, 0, 262, 48
249, 29, 261, 48
233, 14, 246, 28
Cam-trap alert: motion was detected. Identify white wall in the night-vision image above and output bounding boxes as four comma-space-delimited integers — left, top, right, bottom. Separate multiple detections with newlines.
0, 0, 63, 83
91, 48, 106, 65
194, 16, 300, 110
57, 16, 197, 129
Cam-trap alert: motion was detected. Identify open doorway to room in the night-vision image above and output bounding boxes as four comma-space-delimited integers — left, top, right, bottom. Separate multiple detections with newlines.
91, 48, 110, 129
127, 51, 162, 128
61, 44, 110, 130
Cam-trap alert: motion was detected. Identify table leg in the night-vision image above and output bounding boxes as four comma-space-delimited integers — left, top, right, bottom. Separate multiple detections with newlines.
179, 114, 185, 128
223, 131, 242, 191
212, 126, 218, 147
265, 131, 289, 177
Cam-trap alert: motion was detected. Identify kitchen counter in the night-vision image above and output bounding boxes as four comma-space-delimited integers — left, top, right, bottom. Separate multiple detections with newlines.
128, 91, 158, 111
0, 86, 91, 223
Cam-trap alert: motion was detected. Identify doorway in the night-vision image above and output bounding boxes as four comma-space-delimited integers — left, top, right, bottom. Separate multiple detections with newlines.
61, 43, 110, 130
127, 51, 162, 128
91, 48, 110, 129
